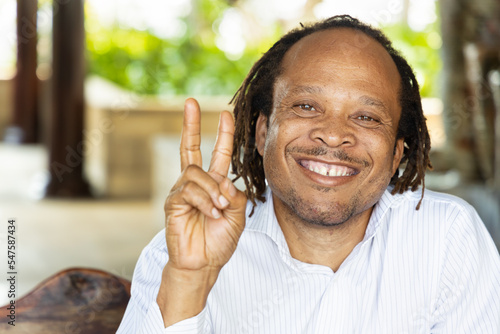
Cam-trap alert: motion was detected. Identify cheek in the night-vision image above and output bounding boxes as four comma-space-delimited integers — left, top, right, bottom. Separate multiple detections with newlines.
263, 119, 295, 155
262, 121, 302, 179
261, 123, 280, 170
262, 127, 278, 156
363, 134, 397, 170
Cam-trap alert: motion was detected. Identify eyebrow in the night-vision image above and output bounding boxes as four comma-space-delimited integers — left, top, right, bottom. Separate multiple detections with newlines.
287, 85, 325, 96
358, 95, 389, 113
280, 84, 391, 114
275, 84, 325, 105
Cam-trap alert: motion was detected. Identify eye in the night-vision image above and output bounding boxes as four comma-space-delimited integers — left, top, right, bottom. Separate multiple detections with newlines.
290, 103, 321, 117
295, 104, 316, 112
356, 115, 378, 122
352, 113, 382, 128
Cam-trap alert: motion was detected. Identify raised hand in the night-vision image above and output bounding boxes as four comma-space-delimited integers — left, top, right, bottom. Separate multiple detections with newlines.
158, 98, 247, 327
165, 98, 247, 270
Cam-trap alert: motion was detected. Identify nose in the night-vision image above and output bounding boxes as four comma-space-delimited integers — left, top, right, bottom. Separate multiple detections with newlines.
309, 114, 356, 148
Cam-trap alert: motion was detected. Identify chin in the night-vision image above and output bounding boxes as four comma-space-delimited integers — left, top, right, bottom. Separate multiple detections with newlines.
279, 188, 362, 228
295, 204, 357, 228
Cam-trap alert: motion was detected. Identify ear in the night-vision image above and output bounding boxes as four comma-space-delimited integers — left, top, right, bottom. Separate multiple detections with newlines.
255, 114, 268, 156
392, 138, 404, 174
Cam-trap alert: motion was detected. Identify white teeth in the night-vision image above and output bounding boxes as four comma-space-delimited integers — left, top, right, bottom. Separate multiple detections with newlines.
307, 162, 352, 177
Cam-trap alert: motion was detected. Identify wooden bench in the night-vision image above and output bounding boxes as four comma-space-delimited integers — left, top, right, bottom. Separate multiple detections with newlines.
0, 268, 131, 333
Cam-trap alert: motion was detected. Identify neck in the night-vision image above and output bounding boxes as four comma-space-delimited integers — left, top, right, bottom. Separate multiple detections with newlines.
273, 195, 372, 272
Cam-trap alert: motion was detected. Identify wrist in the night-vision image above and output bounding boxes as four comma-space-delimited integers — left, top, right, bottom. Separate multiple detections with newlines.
157, 262, 221, 327
164, 262, 221, 291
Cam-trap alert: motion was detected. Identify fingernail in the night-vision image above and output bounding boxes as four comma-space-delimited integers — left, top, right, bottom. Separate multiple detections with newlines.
219, 195, 229, 207
211, 208, 221, 219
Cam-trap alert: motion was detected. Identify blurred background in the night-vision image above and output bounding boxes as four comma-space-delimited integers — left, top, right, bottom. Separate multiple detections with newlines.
0, 0, 499, 306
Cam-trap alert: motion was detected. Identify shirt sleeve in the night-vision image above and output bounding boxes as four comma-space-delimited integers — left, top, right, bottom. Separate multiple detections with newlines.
431, 203, 500, 333
116, 229, 212, 333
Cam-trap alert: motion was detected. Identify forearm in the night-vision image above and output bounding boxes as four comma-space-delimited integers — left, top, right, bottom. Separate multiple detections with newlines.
157, 262, 220, 328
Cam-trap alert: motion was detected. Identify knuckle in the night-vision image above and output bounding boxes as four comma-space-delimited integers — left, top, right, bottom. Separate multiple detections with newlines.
164, 193, 173, 209
215, 147, 232, 157
194, 195, 211, 209
209, 171, 225, 183
183, 164, 201, 176
187, 143, 201, 151
181, 180, 197, 194
164, 187, 180, 209
207, 180, 220, 194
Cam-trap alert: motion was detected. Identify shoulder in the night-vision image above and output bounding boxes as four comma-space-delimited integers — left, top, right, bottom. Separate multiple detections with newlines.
392, 188, 481, 227
379, 188, 500, 291
376, 188, 482, 247
390, 188, 500, 268
403, 188, 475, 212
381, 188, 499, 262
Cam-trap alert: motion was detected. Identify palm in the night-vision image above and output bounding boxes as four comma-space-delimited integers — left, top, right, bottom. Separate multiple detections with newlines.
165, 99, 246, 272
167, 203, 242, 269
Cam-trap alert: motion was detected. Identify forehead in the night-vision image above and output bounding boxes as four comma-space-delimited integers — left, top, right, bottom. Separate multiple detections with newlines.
279, 28, 401, 98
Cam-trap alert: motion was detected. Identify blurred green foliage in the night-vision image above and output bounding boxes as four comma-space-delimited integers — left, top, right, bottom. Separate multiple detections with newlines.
86, 0, 441, 97
85, 0, 281, 96
86, 27, 257, 96
383, 21, 442, 97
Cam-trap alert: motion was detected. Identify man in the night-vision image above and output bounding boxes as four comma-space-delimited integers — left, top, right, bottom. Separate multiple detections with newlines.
118, 15, 500, 333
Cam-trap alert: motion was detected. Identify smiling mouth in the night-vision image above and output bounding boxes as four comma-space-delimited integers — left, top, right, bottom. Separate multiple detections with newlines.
299, 159, 359, 177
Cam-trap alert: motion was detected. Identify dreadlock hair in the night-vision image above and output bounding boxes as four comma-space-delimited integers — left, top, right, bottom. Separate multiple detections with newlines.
230, 14, 432, 212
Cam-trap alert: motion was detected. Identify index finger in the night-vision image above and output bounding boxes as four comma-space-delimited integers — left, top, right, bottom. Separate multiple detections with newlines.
180, 98, 203, 171
208, 110, 235, 179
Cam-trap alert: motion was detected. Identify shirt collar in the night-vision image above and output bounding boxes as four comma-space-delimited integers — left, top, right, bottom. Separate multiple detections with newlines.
245, 186, 404, 263
362, 187, 404, 242
245, 187, 291, 256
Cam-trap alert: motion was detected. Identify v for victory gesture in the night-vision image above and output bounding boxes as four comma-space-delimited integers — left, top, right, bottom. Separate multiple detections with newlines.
157, 98, 247, 327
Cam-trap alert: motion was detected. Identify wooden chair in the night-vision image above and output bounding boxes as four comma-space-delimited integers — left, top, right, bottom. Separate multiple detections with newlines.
0, 268, 131, 333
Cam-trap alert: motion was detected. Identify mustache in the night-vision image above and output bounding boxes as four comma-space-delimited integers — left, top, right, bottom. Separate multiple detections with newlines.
287, 146, 369, 167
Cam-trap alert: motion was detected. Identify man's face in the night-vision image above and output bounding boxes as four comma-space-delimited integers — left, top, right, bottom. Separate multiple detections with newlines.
255, 28, 404, 227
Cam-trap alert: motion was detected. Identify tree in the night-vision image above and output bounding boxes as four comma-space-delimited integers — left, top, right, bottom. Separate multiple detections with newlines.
439, 0, 500, 187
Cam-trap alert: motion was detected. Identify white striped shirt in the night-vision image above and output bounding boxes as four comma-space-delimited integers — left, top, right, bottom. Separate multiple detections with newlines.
117, 188, 500, 333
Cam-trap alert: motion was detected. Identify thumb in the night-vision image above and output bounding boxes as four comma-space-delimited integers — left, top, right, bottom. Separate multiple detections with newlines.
218, 178, 247, 224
